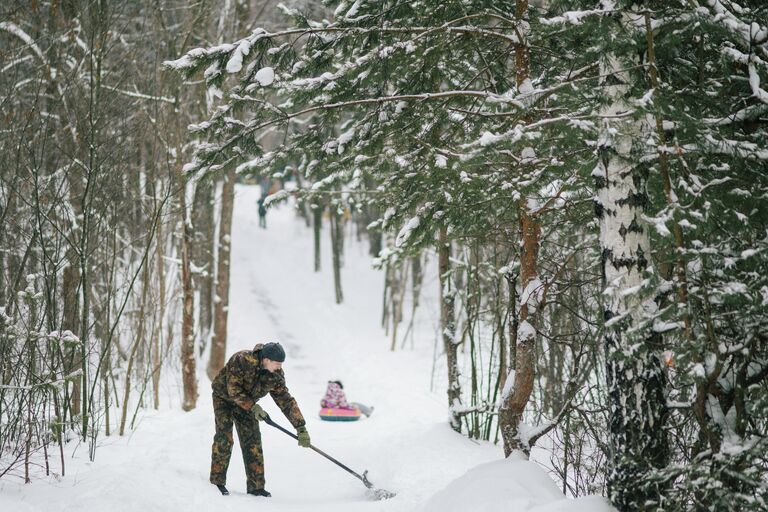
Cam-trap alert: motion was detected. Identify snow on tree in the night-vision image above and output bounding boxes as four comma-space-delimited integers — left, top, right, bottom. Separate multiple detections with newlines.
165, 0, 768, 509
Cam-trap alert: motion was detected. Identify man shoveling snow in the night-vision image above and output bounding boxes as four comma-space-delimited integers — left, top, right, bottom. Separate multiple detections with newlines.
209, 342, 310, 497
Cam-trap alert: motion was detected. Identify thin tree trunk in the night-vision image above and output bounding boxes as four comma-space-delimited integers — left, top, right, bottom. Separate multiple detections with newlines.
152, 195, 166, 410
488, 243, 506, 441
399, 254, 423, 350
330, 204, 343, 304
100, 229, 119, 436
499, 0, 539, 458
177, 168, 198, 412
52, 391, 65, 477
438, 227, 461, 431
119, 334, 141, 436
192, 179, 215, 356
500, 208, 540, 455
496, 241, 510, 398
62, 258, 80, 421
207, 169, 235, 379
364, 176, 382, 257
411, 255, 422, 310
313, 199, 323, 272
388, 262, 400, 350
80, 0, 109, 441
119, 258, 150, 436
79, 191, 91, 442
103, 368, 110, 436
0, 214, 4, 307
24, 316, 36, 483
389, 262, 407, 351
293, 171, 312, 227
381, 265, 390, 331
644, 13, 690, 340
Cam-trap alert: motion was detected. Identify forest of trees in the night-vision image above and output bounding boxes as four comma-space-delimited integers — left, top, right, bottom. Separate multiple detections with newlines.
2, 1, 767, 511
0, 0, 318, 481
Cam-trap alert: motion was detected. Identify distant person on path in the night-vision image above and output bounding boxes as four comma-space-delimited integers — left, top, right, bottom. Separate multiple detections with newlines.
257, 197, 267, 228
209, 342, 310, 497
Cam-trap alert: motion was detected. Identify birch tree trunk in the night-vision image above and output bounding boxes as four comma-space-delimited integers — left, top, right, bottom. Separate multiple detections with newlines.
207, 168, 235, 379
596, 25, 669, 510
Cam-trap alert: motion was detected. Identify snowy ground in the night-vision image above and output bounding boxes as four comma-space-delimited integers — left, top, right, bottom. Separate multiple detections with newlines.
0, 185, 612, 512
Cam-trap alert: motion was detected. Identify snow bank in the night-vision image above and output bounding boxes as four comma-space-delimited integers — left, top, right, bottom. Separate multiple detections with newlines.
423, 453, 615, 512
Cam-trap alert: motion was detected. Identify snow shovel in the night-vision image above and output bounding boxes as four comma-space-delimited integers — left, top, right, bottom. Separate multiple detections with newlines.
263, 414, 396, 500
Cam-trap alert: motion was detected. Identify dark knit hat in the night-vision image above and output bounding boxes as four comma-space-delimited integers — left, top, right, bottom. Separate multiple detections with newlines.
261, 342, 286, 362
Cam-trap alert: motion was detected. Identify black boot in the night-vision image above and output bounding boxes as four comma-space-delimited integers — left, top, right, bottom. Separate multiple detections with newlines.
247, 489, 272, 498
215, 484, 230, 496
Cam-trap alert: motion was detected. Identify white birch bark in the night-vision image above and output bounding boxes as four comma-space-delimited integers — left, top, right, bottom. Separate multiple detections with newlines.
595, 17, 668, 511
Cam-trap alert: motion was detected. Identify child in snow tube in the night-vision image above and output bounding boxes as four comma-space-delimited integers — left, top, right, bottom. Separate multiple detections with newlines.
319, 380, 374, 421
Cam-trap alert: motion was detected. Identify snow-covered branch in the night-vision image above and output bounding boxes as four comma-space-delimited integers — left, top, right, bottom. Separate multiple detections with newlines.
748, 62, 768, 105
164, 19, 522, 71
0, 21, 47, 64
101, 84, 177, 104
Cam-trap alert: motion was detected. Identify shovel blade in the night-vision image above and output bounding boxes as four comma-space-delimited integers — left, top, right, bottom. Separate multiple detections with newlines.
362, 470, 396, 500
372, 488, 397, 500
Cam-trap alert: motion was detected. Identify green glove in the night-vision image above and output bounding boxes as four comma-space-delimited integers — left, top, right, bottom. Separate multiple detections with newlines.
252, 403, 268, 421
297, 426, 311, 448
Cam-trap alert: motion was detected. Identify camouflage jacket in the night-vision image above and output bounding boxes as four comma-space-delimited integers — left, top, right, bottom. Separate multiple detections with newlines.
212, 343, 305, 428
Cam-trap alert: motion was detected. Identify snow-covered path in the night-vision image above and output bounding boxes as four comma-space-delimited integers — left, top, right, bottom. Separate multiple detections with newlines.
0, 185, 500, 511
213, 184, 502, 510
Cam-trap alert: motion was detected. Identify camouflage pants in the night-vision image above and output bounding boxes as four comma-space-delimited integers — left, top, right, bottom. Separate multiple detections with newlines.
210, 394, 265, 492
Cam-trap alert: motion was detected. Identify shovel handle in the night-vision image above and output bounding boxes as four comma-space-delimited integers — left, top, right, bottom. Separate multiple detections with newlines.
263, 414, 373, 488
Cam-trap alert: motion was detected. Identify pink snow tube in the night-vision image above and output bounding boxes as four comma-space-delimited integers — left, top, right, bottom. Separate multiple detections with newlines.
319, 407, 361, 422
